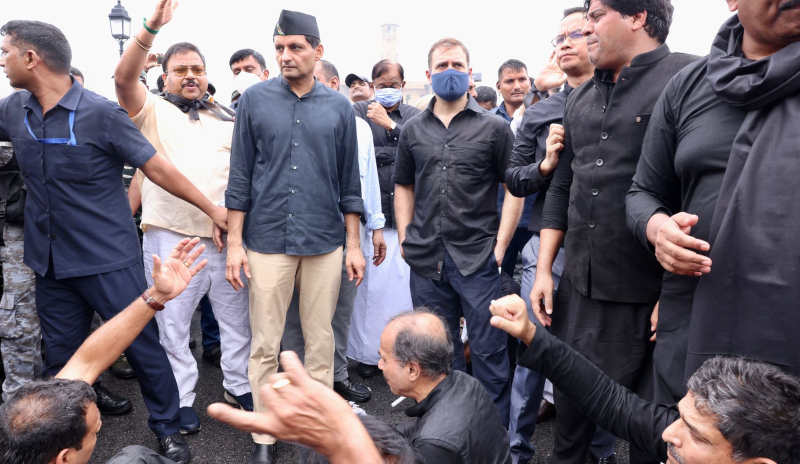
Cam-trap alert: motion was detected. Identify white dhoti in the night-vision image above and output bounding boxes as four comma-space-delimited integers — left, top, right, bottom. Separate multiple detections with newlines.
347, 227, 413, 365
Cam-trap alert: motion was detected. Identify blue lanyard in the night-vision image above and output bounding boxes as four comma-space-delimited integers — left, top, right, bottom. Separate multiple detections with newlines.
24, 109, 77, 146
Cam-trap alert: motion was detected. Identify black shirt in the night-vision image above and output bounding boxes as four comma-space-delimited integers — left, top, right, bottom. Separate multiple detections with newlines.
0, 80, 155, 278
626, 57, 745, 332
225, 78, 363, 256
541, 45, 698, 303
353, 101, 420, 229
505, 86, 571, 232
519, 328, 674, 462
394, 96, 513, 279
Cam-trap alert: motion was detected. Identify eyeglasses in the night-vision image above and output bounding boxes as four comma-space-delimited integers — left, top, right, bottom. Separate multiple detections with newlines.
551, 30, 585, 47
169, 65, 206, 77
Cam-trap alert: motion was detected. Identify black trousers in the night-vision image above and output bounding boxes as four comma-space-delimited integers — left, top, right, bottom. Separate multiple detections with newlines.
35, 262, 180, 437
550, 278, 659, 464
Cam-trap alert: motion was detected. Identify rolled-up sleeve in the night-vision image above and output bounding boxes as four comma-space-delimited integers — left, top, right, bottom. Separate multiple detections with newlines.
626, 85, 681, 249
338, 106, 364, 215
540, 115, 573, 231
505, 112, 551, 197
226, 91, 256, 212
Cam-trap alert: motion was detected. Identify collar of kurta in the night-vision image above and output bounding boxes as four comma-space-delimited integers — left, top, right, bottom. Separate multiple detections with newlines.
593, 44, 671, 83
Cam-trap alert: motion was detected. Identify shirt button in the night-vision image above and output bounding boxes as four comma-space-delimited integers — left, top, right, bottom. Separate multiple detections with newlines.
440, 188, 445, 194
595, 158, 604, 167
293, 141, 299, 147
591, 188, 599, 196
442, 165, 447, 170
290, 189, 296, 194
600, 132, 609, 140
390, 192, 394, 196
291, 165, 297, 170
588, 222, 596, 229
296, 119, 301, 124
288, 213, 294, 218
444, 144, 449, 148
601, 105, 607, 113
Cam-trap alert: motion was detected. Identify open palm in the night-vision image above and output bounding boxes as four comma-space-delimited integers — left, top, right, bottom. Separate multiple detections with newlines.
152, 237, 207, 300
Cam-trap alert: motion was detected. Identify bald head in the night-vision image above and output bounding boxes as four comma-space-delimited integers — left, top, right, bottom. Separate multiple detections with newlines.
386, 309, 453, 378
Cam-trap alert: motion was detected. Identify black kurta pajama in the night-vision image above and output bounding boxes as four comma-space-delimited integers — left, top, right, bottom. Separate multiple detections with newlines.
688, 15, 800, 378
540, 45, 697, 464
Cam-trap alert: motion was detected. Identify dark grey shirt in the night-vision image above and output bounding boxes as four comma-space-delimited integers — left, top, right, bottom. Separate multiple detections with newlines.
225, 78, 363, 256
353, 101, 420, 228
626, 57, 745, 332
394, 97, 513, 279
541, 45, 697, 303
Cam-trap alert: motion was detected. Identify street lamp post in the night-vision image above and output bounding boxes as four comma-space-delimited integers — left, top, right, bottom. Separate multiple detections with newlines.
108, 0, 131, 57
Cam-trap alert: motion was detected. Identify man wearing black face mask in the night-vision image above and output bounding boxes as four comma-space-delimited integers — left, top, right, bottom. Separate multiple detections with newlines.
348, 60, 419, 380
394, 37, 521, 423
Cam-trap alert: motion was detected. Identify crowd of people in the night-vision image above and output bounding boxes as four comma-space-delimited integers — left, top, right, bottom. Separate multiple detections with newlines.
0, 0, 799, 463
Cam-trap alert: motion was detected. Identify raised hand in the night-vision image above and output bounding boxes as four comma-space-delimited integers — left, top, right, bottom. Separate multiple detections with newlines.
533, 51, 567, 93
146, 0, 179, 31
151, 237, 207, 301
489, 294, 537, 345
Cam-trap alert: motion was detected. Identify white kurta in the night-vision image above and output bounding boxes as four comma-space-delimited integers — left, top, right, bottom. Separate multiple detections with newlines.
346, 227, 413, 365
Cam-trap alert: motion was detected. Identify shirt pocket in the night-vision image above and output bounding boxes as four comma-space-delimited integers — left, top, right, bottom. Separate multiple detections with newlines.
634, 113, 652, 137
0, 293, 22, 338
48, 144, 96, 183
450, 141, 493, 178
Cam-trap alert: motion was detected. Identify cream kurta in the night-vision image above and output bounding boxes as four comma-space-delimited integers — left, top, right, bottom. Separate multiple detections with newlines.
131, 92, 232, 237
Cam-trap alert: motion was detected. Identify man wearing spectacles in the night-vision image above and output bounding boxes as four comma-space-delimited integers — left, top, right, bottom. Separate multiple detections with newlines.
505, 8, 613, 464
530, 1, 697, 463
113, 0, 253, 457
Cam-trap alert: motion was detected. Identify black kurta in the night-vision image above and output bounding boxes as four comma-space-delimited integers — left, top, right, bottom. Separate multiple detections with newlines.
625, 57, 747, 400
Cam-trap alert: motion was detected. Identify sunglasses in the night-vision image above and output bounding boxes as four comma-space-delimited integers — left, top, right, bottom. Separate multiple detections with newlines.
169, 65, 206, 77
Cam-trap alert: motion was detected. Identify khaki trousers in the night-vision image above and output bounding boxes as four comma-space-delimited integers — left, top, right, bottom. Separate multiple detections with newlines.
246, 247, 343, 444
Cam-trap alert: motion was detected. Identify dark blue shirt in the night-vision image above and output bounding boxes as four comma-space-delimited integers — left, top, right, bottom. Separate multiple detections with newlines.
0, 79, 155, 278
225, 78, 363, 256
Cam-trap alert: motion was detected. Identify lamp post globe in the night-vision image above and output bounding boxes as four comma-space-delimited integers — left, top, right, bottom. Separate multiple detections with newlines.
108, 0, 131, 57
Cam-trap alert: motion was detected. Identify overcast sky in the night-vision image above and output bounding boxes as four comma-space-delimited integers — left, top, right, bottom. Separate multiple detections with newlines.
1, 1, 734, 104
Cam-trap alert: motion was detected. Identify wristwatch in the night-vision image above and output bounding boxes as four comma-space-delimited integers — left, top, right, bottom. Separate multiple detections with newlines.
141, 289, 165, 311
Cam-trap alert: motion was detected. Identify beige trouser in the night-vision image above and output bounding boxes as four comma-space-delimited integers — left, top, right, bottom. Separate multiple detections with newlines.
246, 247, 343, 444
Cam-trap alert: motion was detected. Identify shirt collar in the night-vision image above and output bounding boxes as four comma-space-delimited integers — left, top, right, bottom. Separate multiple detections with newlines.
404, 373, 454, 418
278, 76, 321, 98
425, 95, 484, 116
24, 76, 82, 114
494, 102, 513, 122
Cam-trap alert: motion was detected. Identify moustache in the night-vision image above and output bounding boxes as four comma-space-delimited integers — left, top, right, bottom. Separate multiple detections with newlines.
666, 444, 686, 464
780, 0, 800, 11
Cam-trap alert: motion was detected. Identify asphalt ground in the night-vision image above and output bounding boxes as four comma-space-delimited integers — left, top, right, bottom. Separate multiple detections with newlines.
87, 312, 631, 464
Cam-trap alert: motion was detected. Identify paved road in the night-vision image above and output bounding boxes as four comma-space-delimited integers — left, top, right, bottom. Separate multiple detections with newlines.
89, 313, 629, 463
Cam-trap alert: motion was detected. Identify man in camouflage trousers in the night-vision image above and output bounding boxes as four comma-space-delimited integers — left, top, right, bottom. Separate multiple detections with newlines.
0, 139, 41, 401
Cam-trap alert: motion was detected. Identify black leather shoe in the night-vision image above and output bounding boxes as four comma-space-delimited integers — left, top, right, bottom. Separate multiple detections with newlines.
93, 383, 132, 416
333, 377, 372, 403
202, 344, 221, 368
355, 362, 382, 379
110, 354, 136, 379
249, 443, 275, 464
179, 406, 201, 435
159, 432, 191, 464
